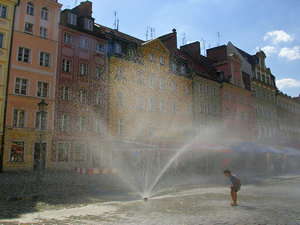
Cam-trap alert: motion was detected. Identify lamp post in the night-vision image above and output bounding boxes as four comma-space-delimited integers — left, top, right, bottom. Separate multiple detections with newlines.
38, 99, 48, 170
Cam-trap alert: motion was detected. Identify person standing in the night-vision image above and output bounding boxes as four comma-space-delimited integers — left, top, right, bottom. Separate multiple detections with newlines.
223, 169, 241, 206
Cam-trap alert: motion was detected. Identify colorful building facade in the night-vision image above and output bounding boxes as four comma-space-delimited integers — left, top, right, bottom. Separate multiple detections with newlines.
0, 0, 19, 171
2, 0, 61, 171
51, 1, 109, 169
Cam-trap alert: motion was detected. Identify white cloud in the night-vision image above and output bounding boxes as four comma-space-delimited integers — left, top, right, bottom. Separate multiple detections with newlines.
278, 46, 300, 60
263, 30, 294, 45
276, 78, 300, 89
261, 45, 277, 56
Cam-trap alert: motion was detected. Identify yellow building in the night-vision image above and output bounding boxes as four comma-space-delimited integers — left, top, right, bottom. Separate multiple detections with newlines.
108, 35, 193, 147
0, 0, 19, 171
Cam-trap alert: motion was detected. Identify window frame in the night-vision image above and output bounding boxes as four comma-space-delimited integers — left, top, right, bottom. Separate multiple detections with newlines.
79, 63, 88, 76
39, 27, 48, 38
18, 47, 31, 63
37, 81, 49, 98
56, 142, 70, 162
12, 108, 26, 128
67, 12, 77, 25
41, 7, 49, 20
62, 59, 71, 72
39, 51, 51, 67
63, 32, 73, 44
10, 141, 25, 163
24, 22, 34, 34
26, 2, 34, 16
14, 77, 28, 95
0, 5, 7, 18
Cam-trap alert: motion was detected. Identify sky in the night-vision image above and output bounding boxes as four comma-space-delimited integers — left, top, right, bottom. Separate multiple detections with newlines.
59, 0, 300, 97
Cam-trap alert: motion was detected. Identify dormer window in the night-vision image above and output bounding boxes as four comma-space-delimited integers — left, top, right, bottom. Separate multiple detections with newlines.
41, 7, 49, 20
84, 18, 93, 31
26, 2, 34, 16
115, 43, 121, 54
67, 13, 77, 25
96, 43, 104, 53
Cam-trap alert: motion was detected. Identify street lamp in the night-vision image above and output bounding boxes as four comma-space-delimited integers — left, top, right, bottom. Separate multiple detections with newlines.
38, 99, 48, 170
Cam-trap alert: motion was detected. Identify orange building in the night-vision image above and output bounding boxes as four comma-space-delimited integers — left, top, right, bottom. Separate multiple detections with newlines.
108, 30, 193, 152
2, 0, 61, 171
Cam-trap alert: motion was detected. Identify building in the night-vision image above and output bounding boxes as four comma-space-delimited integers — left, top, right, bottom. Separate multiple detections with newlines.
277, 92, 300, 146
51, 1, 110, 169
179, 42, 222, 140
0, 0, 19, 171
207, 44, 255, 142
2, 0, 61, 171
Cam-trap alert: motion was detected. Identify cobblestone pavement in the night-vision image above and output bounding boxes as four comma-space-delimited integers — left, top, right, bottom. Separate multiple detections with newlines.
1, 174, 300, 224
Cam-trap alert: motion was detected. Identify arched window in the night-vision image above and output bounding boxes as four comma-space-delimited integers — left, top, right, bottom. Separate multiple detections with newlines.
26, 2, 34, 15
41, 7, 49, 20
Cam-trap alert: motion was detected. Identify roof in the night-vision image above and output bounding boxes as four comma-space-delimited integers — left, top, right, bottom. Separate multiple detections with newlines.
235, 46, 257, 66
95, 23, 144, 44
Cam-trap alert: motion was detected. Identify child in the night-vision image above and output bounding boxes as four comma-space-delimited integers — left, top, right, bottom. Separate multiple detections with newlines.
223, 169, 241, 206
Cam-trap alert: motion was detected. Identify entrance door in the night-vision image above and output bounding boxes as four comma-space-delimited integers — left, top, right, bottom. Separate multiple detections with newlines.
34, 143, 47, 170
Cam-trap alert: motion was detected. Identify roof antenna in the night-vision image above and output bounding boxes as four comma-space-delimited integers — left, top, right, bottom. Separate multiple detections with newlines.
182, 33, 186, 45
74, 0, 78, 6
201, 39, 206, 56
217, 32, 220, 46
113, 11, 119, 30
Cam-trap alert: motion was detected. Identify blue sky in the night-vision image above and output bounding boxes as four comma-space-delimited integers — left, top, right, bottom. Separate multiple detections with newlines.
60, 0, 300, 97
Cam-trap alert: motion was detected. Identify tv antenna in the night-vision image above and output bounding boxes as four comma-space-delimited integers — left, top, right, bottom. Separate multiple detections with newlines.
113, 11, 119, 30
201, 39, 206, 56
145, 27, 156, 40
182, 33, 186, 45
74, 0, 78, 6
217, 32, 220, 46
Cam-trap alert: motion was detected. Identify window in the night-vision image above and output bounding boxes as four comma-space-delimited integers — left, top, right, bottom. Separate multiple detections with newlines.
67, 13, 77, 25
159, 56, 165, 65
57, 142, 69, 161
0, 33, 3, 48
37, 81, 49, 98
233, 109, 238, 119
79, 89, 87, 104
226, 107, 230, 119
10, 141, 25, 163
232, 91, 236, 102
136, 71, 144, 85
94, 118, 103, 133
26, 2, 34, 15
148, 97, 155, 112
171, 62, 177, 73
159, 77, 165, 89
185, 104, 192, 117
148, 74, 154, 87
159, 99, 166, 113
61, 86, 70, 101
241, 111, 245, 120
116, 91, 124, 107
199, 101, 206, 113
93, 67, 103, 80
94, 92, 102, 105
24, 22, 33, 34
172, 81, 177, 92
84, 18, 93, 30
0, 5, 7, 18
96, 43, 104, 53
198, 84, 204, 95
185, 85, 190, 95
62, 59, 71, 72
115, 67, 124, 79
39, 27, 48, 38
80, 64, 88, 76
18, 47, 30, 63
63, 33, 73, 44
39, 52, 50, 67
206, 86, 211, 96
58, 114, 68, 131
248, 112, 251, 121
35, 111, 48, 129
225, 90, 229, 100
116, 118, 125, 136
80, 38, 89, 49
172, 102, 178, 115
74, 143, 85, 161
136, 96, 145, 110
114, 43, 121, 54
41, 7, 48, 20
77, 116, 86, 131
180, 66, 185, 74
247, 96, 250, 106
13, 109, 25, 127
149, 53, 154, 62
15, 78, 28, 95
240, 94, 244, 104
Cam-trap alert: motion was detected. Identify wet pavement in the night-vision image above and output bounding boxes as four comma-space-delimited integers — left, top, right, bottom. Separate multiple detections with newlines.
1, 174, 300, 224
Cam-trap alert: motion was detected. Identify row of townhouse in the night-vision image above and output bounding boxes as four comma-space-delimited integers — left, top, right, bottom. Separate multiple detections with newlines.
0, 0, 299, 171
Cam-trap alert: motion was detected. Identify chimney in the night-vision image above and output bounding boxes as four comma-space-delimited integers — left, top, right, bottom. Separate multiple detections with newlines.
74, 1, 93, 17
180, 41, 201, 60
159, 28, 178, 51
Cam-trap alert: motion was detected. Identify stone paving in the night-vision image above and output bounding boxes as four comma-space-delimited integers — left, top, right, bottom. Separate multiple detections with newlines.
1, 174, 300, 224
